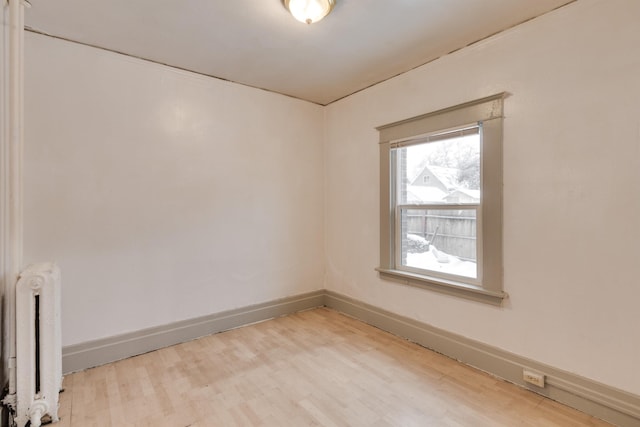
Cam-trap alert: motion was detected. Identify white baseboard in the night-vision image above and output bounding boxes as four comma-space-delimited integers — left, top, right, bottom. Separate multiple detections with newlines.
324, 290, 640, 427
61, 289, 640, 427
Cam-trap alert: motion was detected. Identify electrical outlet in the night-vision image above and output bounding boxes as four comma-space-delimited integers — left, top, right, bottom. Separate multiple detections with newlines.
523, 369, 545, 387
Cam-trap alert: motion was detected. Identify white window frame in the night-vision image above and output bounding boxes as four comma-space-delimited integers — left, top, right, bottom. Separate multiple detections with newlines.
376, 94, 506, 305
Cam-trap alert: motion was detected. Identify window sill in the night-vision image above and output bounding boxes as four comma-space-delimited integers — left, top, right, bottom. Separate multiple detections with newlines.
376, 268, 507, 306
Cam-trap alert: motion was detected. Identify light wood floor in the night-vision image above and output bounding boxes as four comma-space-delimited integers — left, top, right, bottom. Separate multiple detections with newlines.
56, 308, 612, 427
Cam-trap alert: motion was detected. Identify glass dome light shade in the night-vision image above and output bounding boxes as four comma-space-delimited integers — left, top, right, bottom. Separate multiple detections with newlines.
283, 0, 336, 24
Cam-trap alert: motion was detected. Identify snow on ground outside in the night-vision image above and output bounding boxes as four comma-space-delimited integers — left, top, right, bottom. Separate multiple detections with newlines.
406, 247, 476, 278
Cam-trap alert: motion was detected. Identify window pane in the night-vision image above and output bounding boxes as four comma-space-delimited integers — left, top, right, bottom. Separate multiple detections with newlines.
398, 134, 480, 205
400, 208, 477, 278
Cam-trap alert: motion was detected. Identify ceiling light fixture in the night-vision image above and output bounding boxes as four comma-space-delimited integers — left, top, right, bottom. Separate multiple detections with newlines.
283, 0, 336, 25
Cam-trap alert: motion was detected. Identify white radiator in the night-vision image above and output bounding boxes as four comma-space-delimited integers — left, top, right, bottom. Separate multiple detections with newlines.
14, 262, 62, 427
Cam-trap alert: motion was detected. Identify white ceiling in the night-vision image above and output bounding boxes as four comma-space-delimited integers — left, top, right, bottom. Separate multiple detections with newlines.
24, 0, 574, 105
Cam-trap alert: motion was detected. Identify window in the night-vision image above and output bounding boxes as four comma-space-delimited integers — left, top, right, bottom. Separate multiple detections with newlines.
377, 94, 506, 304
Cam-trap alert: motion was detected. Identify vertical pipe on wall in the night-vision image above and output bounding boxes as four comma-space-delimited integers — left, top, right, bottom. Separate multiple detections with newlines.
3, 0, 26, 400
0, 3, 8, 418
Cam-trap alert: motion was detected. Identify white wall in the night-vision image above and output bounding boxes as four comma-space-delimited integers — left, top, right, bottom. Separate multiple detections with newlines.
324, 0, 640, 396
23, 33, 325, 347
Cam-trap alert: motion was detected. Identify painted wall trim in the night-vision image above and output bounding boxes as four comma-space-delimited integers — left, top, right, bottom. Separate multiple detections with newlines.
62, 290, 325, 374
62, 289, 640, 426
324, 290, 640, 427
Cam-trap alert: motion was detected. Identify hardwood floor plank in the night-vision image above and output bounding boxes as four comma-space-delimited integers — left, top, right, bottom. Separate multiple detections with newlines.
57, 308, 613, 426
